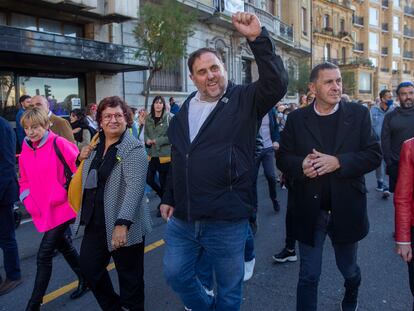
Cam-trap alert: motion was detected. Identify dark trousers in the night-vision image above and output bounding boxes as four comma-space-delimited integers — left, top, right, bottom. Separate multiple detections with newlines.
0, 204, 21, 281
79, 223, 145, 311
146, 157, 170, 199
408, 228, 414, 305
285, 203, 296, 250
29, 220, 82, 304
297, 210, 361, 311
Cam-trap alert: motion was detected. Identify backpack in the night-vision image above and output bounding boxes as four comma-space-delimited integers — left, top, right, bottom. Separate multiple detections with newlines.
53, 137, 72, 190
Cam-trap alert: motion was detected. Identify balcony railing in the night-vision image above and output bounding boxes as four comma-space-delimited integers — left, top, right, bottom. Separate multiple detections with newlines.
323, 57, 373, 67
0, 25, 146, 71
382, 23, 389, 31
382, 47, 388, 55
404, 26, 414, 37
405, 6, 414, 16
403, 70, 411, 74
380, 68, 390, 72
354, 42, 364, 52
404, 51, 414, 59
382, 0, 389, 7
353, 15, 364, 26
244, 2, 293, 44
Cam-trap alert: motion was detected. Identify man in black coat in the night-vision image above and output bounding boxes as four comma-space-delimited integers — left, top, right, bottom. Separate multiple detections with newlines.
160, 12, 288, 311
277, 62, 381, 311
0, 116, 22, 295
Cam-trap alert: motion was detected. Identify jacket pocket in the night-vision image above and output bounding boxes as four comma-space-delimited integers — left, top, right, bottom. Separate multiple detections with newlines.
22, 194, 42, 218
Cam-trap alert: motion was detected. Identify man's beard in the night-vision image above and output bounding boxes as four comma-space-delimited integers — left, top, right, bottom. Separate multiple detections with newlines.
401, 100, 414, 108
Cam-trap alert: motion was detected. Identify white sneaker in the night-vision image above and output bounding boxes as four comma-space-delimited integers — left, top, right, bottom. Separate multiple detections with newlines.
244, 258, 256, 281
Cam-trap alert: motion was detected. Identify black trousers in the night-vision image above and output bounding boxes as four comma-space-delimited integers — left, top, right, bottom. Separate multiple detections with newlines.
79, 223, 145, 311
29, 220, 81, 304
146, 157, 170, 199
408, 229, 414, 298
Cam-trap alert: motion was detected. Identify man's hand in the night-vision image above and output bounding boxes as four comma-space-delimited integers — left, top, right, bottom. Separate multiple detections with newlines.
111, 225, 128, 250
396, 244, 412, 262
232, 12, 261, 42
302, 153, 318, 178
272, 142, 280, 151
311, 149, 340, 176
160, 204, 174, 221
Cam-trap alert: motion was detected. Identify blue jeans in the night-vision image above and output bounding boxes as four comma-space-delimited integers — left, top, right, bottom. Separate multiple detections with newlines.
254, 147, 277, 207
0, 204, 21, 280
164, 217, 249, 311
297, 210, 361, 311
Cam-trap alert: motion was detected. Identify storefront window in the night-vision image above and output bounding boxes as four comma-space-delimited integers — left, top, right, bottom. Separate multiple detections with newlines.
0, 73, 17, 121
19, 76, 82, 116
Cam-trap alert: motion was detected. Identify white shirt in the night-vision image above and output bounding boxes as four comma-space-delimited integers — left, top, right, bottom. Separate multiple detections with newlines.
188, 92, 218, 142
259, 114, 272, 148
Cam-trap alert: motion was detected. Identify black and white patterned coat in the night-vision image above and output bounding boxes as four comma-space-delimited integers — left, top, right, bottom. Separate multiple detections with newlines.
73, 130, 152, 251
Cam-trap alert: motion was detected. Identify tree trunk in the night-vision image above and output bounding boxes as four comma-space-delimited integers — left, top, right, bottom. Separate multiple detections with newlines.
144, 70, 155, 110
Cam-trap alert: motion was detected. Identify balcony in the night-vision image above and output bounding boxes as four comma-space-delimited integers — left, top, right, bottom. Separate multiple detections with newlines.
403, 70, 411, 74
405, 6, 414, 16
382, 0, 388, 7
0, 25, 147, 73
382, 23, 389, 31
403, 51, 414, 59
177, 0, 216, 16
326, 57, 373, 67
353, 15, 364, 26
381, 47, 388, 55
404, 26, 414, 37
380, 67, 390, 72
354, 42, 364, 52
244, 2, 294, 45
41, 0, 97, 8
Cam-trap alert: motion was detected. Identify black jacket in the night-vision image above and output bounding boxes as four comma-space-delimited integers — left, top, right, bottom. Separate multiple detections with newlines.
162, 28, 288, 221
277, 101, 381, 245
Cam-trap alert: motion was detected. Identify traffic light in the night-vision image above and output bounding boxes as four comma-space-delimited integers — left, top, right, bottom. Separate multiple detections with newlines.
44, 85, 52, 98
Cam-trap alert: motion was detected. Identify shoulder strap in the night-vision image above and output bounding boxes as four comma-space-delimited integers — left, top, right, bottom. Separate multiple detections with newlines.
53, 137, 72, 189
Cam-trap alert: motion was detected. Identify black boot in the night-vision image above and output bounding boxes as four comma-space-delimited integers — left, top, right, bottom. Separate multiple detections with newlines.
341, 272, 361, 311
70, 276, 89, 299
25, 301, 41, 311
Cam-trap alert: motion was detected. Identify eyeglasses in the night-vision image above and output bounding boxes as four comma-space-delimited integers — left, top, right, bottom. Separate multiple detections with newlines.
102, 113, 125, 122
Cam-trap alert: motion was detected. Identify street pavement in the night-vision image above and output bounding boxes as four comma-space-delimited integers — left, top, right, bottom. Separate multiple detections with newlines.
0, 171, 411, 311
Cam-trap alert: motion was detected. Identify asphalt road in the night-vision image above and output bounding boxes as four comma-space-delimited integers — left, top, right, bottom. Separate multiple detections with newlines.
0, 171, 411, 311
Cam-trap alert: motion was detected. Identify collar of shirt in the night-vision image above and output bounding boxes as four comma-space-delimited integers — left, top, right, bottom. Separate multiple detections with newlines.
314, 102, 339, 116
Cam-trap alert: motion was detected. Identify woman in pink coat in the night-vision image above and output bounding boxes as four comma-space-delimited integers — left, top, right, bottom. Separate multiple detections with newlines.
19, 108, 88, 311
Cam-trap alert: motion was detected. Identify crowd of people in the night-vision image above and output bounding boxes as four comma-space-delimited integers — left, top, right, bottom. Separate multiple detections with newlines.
1, 11, 414, 311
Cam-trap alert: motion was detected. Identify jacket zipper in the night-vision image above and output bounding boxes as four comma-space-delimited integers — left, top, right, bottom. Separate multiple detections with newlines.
185, 153, 191, 221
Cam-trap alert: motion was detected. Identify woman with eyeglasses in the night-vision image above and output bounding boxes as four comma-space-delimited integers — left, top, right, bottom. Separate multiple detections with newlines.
73, 96, 151, 311
144, 96, 172, 217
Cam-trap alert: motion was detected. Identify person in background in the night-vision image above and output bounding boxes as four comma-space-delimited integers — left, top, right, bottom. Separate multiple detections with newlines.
130, 107, 140, 139
145, 96, 172, 217
85, 103, 98, 131
298, 94, 308, 108
16, 95, 31, 148
69, 109, 93, 150
0, 116, 22, 296
74, 96, 151, 311
137, 109, 147, 143
306, 91, 315, 105
382, 81, 414, 194
394, 137, 414, 311
19, 108, 88, 311
371, 89, 394, 198
169, 97, 180, 115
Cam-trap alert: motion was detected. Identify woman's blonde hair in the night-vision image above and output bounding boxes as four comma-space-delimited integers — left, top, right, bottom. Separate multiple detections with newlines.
21, 107, 50, 129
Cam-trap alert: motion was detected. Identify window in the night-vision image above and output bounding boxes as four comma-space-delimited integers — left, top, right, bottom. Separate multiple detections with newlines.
369, 32, 379, 51
241, 59, 252, 85
324, 43, 331, 60
369, 8, 379, 26
351, 31, 357, 41
0, 73, 16, 121
323, 15, 330, 28
39, 18, 61, 35
393, 37, 401, 55
63, 24, 83, 37
10, 13, 37, 31
359, 72, 372, 93
340, 19, 345, 32
301, 7, 308, 36
393, 16, 400, 32
0, 12, 6, 25
152, 60, 183, 92
392, 61, 398, 70
369, 57, 378, 67
342, 47, 346, 63
393, 0, 400, 8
